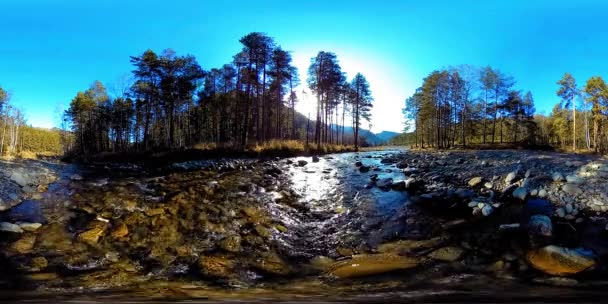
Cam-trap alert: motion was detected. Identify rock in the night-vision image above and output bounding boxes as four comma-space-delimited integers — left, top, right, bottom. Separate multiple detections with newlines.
354, 161, 363, 167
359, 165, 370, 173
499, 223, 521, 231
396, 161, 408, 169
530, 189, 538, 197
552, 172, 565, 182
312, 156, 320, 163
198, 255, 234, 279
566, 175, 585, 185
10, 170, 28, 187
219, 235, 241, 253
111, 222, 129, 238
528, 215, 553, 238
309, 256, 335, 271
435, 160, 446, 166
562, 184, 582, 196
538, 189, 548, 198
428, 246, 465, 262
37, 223, 72, 252
18, 222, 42, 232
484, 182, 493, 189
77, 221, 108, 245
264, 166, 282, 175
27, 273, 59, 281
328, 253, 421, 279
468, 177, 483, 187
481, 160, 489, 167
145, 208, 165, 216
10, 234, 37, 254
505, 172, 518, 184
298, 160, 308, 167
455, 188, 475, 200
251, 251, 290, 275
526, 245, 596, 276
30, 256, 48, 271
70, 174, 83, 181
481, 205, 494, 216
254, 224, 271, 238
513, 187, 528, 201
565, 203, 574, 214
0, 222, 23, 233
377, 178, 393, 189
556, 208, 566, 218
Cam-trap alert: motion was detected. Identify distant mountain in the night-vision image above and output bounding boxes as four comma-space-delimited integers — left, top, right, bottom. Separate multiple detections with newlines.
374, 131, 400, 143
333, 125, 400, 146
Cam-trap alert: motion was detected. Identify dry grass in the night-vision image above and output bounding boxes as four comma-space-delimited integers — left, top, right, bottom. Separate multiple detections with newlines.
0, 150, 60, 161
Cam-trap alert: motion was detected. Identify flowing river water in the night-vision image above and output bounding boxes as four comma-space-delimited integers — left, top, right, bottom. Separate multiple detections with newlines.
1, 149, 608, 302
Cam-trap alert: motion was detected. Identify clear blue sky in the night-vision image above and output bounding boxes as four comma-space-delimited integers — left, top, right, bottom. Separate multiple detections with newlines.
2, 0, 608, 132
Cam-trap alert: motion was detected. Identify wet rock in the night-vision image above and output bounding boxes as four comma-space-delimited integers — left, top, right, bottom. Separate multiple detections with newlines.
484, 182, 493, 189
354, 161, 363, 167
455, 188, 475, 200
77, 221, 108, 245
538, 189, 548, 198
198, 255, 234, 279
428, 246, 465, 262
0, 222, 23, 233
562, 184, 582, 195
377, 178, 393, 189
481, 205, 494, 216
10, 170, 28, 187
219, 235, 242, 253
145, 208, 165, 217
359, 165, 370, 173
254, 224, 271, 238
309, 256, 335, 271
565, 175, 585, 185
9, 234, 37, 254
528, 215, 553, 242
499, 223, 521, 231
396, 161, 408, 169
111, 222, 129, 238
552, 172, 565, 182
297, 160, 308, 167
513, 187, 528, 201
27, 272, 59, 281
251, 251, 290, 275
264, 166, 282, 175
468, 177, 483, 187
37, 223, 72, 252
18, 222, 42, 232
526, 245, 596, 276
556, 208, 566, 218
312, 156, 320, 163
377, 238, 445, 254
505, 172, 518, 184
328, 253, 421, 279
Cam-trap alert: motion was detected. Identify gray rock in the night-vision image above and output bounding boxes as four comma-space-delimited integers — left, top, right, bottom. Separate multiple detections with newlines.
468, 177, 483, 187
312, 156, 320, 163
513, 187, 528, 201
538, 189, 548, 198
505, 172, 518, 184
528, 215, 553, 237
552, 172, 565, 182
481, 205, 494, 216
531, 189, 539, 197
359, 165, 371, 173
484, 182, 493, 189
565, 203, 574, 214
10, 171, 28, 187
562, 184, 582, 195
566, 175, 585, 185
18, 222, 42, 232
556, 208, 566, 218
0, 222, 23, 233
297, 160, 308, 167
377, 178, 393, 189
455, 188, 475, 200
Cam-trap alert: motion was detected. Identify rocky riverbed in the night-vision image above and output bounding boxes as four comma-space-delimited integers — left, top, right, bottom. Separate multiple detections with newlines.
3, 149, 608, 301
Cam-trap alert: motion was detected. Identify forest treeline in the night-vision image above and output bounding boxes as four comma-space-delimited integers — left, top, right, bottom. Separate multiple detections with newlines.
399, 66, 608, 153
0, 87, 66, 157
64, 32, 373, 155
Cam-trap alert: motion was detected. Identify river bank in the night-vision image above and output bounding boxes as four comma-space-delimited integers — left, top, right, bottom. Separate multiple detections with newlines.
2, 148, 608, 301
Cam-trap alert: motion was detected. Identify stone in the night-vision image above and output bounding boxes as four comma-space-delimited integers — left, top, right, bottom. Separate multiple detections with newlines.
254, 224, 271, 238
354, 161, 363, 167
528, 215, 553, 238
505, 172, 518, 184
111, 222, 129, 238
198, 255, 234, 279
251, 251, 290, 275
145, 208, 165, 216
77, 221, 108, 245
428, 246, 465, 262
297, 160, 308, 167
455, 188, 475, 200
566, 175, 585, 185
312, 156, 320, 163
10, 170, 28, 187
484, 182, 493, 189
0, 222, 23, 233
27, 273, 59, 281
562, 184, 582, 196
552, 172, 565, 182
359, 165, 370, 173
565, 203, 574, 214
18, 222, 42, 232
396, 161, 408, 169
531, 189, 539, 197
481, 205, 494, 216
538, 189, 548, 198
328, 253, 421, 279
526, 245, 595, 276
219, 235, 241, 253
377, 178, 393, 189
513, 187, 528, 201
468, 177, 483, 187
37, 223, 72, 252
10, 234, 37, 254
556, 208, 566, 218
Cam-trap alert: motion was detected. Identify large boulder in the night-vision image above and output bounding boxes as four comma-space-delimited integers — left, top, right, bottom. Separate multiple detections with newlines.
526, 245, 595, 276
327, 253, 421, 279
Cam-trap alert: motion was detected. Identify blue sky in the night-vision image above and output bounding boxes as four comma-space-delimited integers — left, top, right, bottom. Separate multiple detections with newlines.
1, 0, 608, 132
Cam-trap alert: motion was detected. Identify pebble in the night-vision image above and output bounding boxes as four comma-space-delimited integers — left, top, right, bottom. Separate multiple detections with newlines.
538, 189, 548, 198
505, 172, 518, 184
513, 187, 528, 201
566, 175, 585, 185
556, 208, 566, 218
565, 203, 574, 214
484, 182, 493, 189
481, 205, 494, 216
552, 172, 565, 182
0, 222, 23, 233
468, 177, 483, 187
